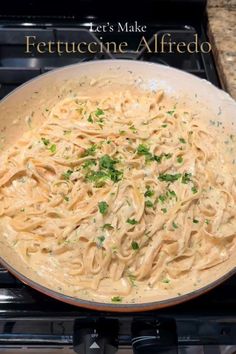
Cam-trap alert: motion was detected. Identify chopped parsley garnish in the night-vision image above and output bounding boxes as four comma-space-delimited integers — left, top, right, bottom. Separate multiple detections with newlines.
49, 144, 56, 153
137, 145, 172, 164
137, 144, 153, 161
97, 235, 105, 247
98, 201, 109, 215
191, 186, 198, 194
172, 221, 178, 229
157, 189, 177, 204
99, 154, 117, 170
168, 189, 177, 200
64, 196, 69, 202
193, 218, 199, 224
154, 153, 172, 163
161, 208, 167, 213
62, 169, 73, 180
145, 200, 154, 208
128, 273, 136, 287
162, 124, 168, 128
85, 170, 109, 187
129, 124, 137, 133
179, 137, 186, 144
95, 108, 104, 117
63, 130, 71, 135
158, 194, 166, 203
158, 173, 181, 183
41, 137, 57, 153
119, 130, 126, 135
131, 241, 139, 250
82, 145, 97, 157
162, 278, 170, 283
167, 110, 175, 116
102, 223, 114, 230
181, 172, 192, 184
41, 137, 50, 146
127, 218, 138, 225
82, 160, 97, 169
98, 154, 123, 183
144, 186, 155, 197
205, 219, 210, 225
111, 296, 122, 303
177, 156, 183, 163
87, 114, 93, 123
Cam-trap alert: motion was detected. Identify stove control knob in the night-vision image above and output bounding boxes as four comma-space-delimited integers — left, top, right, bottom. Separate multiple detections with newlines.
73, 318, 118, 354
132, 317, 178, 353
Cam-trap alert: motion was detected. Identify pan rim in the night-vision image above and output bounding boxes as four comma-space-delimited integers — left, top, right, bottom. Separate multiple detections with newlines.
1, 254, 236, 312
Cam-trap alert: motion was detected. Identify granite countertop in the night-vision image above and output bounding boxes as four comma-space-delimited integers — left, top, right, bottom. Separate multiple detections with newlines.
207, 0, 236, 100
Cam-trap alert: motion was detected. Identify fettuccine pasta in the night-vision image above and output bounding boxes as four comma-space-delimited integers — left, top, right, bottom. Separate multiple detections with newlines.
0, 87, 236, 303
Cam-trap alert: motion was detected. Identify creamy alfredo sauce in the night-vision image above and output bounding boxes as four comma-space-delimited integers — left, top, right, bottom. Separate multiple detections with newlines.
0, 82, 236, 304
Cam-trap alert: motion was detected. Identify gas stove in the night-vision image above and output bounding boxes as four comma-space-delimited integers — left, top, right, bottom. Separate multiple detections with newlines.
0, 0, 235, 353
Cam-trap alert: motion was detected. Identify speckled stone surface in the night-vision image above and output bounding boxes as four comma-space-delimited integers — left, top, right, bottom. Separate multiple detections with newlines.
208, 0, 236, 8
207, 2, 236, 100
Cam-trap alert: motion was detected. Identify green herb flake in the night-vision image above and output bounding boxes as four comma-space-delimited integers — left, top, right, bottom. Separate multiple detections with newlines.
41, 137, 50, 146
161, 208, 167, 213
154, 153, 172, 164
82, 144, 97, 157
63, 130, 71, 135
137, 144, 152, 161
111, 296, 122, 303
158, 194, 167, 203
162, 124, 168, 128
97, 235, 105, 247
128, 273, 136, 287
62, 169, 73, 180
127, 218, 138, 225
119, 130, 126, 135
87, 114, 93, 123
179, 137, 186, 144
158, 173, 181, 183
49, 144, 56, 153
99, 155, 117, 170
167, 110, 175, 116
85, 170, 109, 187
129, 125, 137, 133
168, 189, 177, 200
205, 219, 210, 225
82, 160, 97, 169
162, 278, 170, 283
191, 186, 198, 194
145, 200, 154, 208
177, 156, 183, 163
64, 196, 69, 202
144, 186, 155, 198
102, 223, 114, 230
95, 108, 104, 117
131, 241, 139, 251
98, 155, 123, 183
193, 218, 199, 224
172, 221, 178, 229
181, 172, 192, 184
98, 201, 109, 215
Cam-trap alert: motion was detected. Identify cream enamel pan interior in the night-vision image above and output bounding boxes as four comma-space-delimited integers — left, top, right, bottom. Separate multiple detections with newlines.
0, 60, 236, 312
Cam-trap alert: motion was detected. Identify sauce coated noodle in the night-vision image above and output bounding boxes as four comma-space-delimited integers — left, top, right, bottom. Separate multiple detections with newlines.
0, 88, 236, 302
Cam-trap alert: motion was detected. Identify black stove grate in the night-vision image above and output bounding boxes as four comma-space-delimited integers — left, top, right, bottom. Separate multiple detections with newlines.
0, 21, 220, 100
